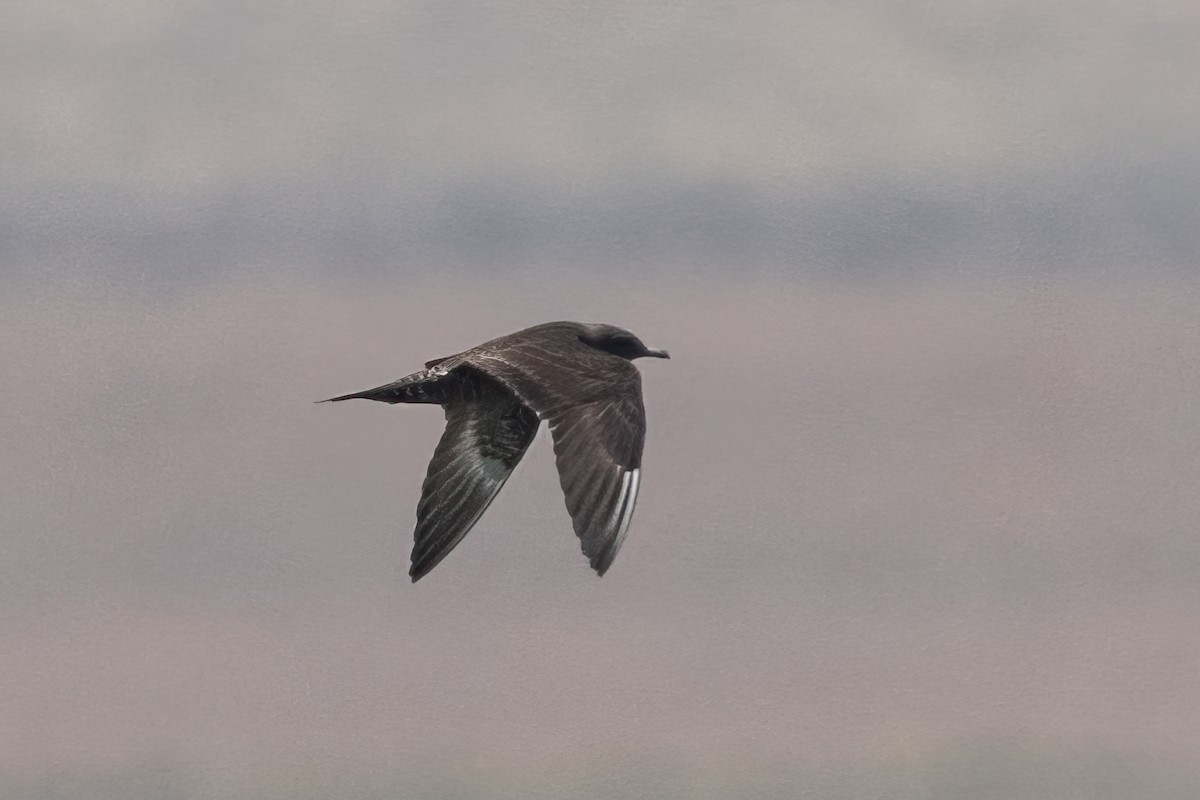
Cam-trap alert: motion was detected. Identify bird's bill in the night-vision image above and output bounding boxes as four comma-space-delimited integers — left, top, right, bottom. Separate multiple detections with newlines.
645, 348, 670, 359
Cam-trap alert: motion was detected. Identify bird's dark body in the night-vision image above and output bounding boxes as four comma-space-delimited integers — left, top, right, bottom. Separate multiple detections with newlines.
323, 321, 668, 581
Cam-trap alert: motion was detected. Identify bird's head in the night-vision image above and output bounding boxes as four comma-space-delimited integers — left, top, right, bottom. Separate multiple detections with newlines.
577, 323, 670, 361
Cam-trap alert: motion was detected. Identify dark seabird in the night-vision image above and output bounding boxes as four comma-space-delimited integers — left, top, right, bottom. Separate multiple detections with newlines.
322, 321, 669, 581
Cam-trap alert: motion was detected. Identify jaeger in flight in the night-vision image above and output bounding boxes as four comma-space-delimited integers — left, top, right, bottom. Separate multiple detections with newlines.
323, 321, 669, 581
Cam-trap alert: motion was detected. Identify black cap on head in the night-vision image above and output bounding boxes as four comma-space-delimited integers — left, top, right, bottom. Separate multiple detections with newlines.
577, 323, 669, 361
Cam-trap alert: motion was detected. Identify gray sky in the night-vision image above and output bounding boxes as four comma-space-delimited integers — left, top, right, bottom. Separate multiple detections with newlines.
5, 0, 1199, 281
4, 2, 1200, 798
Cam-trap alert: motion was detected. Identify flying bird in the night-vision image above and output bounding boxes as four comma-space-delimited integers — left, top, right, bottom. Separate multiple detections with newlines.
322, 321, 669, 581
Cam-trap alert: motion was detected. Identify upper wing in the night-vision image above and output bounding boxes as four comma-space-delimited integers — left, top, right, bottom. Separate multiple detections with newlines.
409, 379, 539, 581
459, 348, 647, 575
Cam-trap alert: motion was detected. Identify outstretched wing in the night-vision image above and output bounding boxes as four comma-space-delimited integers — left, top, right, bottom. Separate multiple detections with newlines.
547, 391, 646, 575
460, 348, 647, 575
409, 380, 539, 581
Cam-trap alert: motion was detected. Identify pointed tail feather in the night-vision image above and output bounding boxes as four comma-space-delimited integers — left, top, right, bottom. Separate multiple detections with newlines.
318, 374, 445, 405
318, 381, 415, 404
317, 389, 386, 403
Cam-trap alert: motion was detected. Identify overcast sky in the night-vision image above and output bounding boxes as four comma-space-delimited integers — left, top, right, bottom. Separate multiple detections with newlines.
5, 0, 1199, 282
4, 2, 1200, 798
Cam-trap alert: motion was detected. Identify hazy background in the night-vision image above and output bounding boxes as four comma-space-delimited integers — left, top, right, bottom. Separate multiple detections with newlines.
4, 1, 1200, 798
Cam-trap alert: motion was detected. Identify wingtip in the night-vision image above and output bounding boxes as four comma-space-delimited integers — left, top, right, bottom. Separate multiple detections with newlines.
408, 562, 431, 583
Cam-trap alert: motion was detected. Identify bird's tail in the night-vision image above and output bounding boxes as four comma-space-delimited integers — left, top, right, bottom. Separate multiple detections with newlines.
318, 374, 441, 404
319, 387, 391, 403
